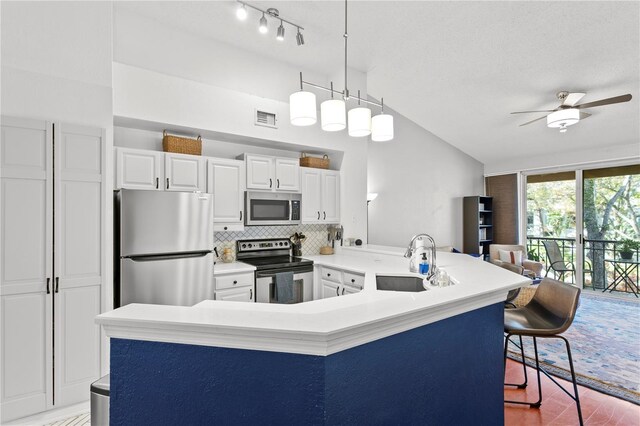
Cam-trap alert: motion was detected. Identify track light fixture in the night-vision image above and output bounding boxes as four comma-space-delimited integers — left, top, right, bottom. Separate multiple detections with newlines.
276, 21, 285, 41
289, 0, 394, 141
236, 1, 304, 45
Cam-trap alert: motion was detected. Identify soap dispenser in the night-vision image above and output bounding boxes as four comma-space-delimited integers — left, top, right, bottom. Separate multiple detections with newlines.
419, 252, 430, 275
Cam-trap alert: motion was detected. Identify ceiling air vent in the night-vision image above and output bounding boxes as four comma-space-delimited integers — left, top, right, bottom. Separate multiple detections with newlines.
255, 109, 278, 129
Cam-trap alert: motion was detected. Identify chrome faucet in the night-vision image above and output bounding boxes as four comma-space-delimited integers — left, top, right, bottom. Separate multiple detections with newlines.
404, 233, 437, 278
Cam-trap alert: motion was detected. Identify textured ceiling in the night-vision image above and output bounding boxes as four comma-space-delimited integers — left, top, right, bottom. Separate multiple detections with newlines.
116, 1, 640, 167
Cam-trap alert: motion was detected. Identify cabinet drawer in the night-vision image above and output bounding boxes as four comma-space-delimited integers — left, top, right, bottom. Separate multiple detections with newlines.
320, 267, 342, 283
343, 272, 364, 290
215, 272, 254, 290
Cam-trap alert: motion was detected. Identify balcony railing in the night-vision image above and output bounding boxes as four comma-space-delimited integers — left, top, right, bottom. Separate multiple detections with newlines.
526, 236, 639, 293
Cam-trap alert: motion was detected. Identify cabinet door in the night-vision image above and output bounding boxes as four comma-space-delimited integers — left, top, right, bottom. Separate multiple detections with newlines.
275, 158, 300, 192
54, 124, 103, 407
116, 148, 163, 190
246, 155, 274, 190
342, 284, 361, 295
322, 280, 340, 299
322, 170, 341, 223
215, 286, 253, 302
207, 159, 244, 228
0, 117, 53, 422
300, 168, 322, 224
165, 153, 205, 192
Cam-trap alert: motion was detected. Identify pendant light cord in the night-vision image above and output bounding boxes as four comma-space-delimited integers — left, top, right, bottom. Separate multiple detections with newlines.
343, 0, 349, 100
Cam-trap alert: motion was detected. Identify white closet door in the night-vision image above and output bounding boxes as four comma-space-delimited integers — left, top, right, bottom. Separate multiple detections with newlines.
0, 117, 53, 422
53, 124, 103, 407
300, 168, 322, 224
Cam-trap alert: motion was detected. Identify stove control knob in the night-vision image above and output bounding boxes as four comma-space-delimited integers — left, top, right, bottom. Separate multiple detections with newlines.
247, 243, 252, 248
241, 244, 246, 248
284, 241, 288, 246
279, 242, 283, 246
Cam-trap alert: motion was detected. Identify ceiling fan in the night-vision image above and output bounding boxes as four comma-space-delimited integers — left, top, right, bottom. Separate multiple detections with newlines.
511, 91, 633, 133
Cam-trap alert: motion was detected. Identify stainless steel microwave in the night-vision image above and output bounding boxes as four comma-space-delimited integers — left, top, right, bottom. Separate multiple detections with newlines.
245, 191, 301, 226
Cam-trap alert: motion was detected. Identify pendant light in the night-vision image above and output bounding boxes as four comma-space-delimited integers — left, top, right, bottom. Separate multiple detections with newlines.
371, 98, 394, 142
321, 82, 346, 132
290, 72, 317, 126
258, 13, 268, 34
290, 0, 393, 141
348, 90, 372, 137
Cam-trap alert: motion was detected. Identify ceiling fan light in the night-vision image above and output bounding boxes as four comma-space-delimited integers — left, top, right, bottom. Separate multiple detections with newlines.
290, 91, 317, 126
547, 108, 580, 129
321, 99, 346, 131
371, 113, 394, 142
348, 107, 372, 137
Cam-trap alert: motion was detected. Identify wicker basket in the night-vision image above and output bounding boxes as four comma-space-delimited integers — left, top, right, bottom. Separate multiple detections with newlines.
299, 153, 330, 169
162, 130, 202, 155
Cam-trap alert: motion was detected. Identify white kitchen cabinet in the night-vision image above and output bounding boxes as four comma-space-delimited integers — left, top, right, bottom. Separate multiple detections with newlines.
165, 153, 205, 192
0, 118, 104, 422
207, 158, 245, 232
116, 147, 163, 190
301, 168, 341, 224
115, 148, 204, 192
215, 286, 254, 302
214, 272, 254, 303
318, 266, 363, 299
275, 158, 300, 191
244, 154, 299, 192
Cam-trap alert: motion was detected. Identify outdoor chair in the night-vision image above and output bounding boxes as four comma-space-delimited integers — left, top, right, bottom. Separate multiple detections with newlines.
503, 277, 583, 425
489, 244, 544, 278
542, 240, 576, 283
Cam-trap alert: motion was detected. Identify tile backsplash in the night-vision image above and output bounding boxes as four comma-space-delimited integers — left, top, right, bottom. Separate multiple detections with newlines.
215, 224, 331, 260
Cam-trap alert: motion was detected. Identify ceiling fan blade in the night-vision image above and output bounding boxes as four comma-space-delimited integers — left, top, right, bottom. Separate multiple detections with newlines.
563, 92, 586, 106
510, 109, 557, 114
574, 94, 632, 109
519, 115, 548, 127
580, 112, 592, 120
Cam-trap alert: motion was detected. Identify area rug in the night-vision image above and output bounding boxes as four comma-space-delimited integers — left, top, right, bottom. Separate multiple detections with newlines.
507, 290, 640, 405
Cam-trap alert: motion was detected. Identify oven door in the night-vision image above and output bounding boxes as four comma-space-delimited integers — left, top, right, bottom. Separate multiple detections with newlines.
245, 191, 301, 226
255, 265, 313, 304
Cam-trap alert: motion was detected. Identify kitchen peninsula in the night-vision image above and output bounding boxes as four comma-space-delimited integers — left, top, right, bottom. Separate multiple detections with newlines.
97, 248, 529, 425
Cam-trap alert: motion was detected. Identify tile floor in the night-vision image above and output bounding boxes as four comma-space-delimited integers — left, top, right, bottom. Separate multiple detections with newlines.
505, 359, 640, 425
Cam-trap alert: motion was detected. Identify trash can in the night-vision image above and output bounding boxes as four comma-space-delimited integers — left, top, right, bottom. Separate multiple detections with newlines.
90, 374, 110, 426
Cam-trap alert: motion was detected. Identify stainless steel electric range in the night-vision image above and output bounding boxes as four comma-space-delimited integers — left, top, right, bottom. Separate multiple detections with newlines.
236, 238, 314, 304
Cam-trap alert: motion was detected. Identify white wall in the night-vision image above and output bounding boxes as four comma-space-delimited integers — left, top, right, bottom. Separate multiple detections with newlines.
112, 8, 369, 242
367, 106, 484, 249
1, 0, 114, 375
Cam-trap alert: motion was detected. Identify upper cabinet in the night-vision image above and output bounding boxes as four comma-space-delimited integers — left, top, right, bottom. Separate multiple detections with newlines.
115, 148, 205, 192
300, 168, 340, 224
207, 158, 245, 232
244, 154, 299, 192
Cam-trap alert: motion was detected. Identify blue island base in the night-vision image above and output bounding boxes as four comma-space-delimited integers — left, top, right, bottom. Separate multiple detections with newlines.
110, 303, 504, 425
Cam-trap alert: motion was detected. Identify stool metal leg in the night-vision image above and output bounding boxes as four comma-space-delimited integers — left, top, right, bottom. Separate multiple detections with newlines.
504, 336, 542, 408
562, 336, 584, 426
504, 334, 528, 389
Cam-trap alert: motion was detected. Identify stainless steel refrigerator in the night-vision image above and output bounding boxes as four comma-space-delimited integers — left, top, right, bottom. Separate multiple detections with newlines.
115, 189, 215, 307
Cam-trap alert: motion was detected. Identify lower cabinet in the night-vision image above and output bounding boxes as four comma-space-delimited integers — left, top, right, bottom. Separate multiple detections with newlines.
319, 267, 364, 299
214, 272, 254, 302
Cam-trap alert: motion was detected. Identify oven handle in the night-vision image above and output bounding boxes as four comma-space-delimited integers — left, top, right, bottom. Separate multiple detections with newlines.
256, 266, 314, 279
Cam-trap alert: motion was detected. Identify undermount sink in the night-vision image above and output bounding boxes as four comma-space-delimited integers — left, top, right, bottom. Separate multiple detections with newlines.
376, 276, 428, 292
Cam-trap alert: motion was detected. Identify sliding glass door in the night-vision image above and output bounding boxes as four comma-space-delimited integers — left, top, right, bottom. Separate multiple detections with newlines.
524, 164, 639, 294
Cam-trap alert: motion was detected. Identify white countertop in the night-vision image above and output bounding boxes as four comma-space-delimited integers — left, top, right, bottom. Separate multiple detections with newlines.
97, 247, 530, 356
213, 261, 255, 275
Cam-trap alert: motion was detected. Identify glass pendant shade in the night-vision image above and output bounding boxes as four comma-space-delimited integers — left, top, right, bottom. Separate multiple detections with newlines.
348, 107, 372, 137
289, 91, 317, 126
371, 113, 394, 142
321, 99, 347, 131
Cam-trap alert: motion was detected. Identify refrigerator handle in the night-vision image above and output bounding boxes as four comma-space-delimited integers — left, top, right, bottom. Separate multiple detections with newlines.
128, 251, 211, 262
